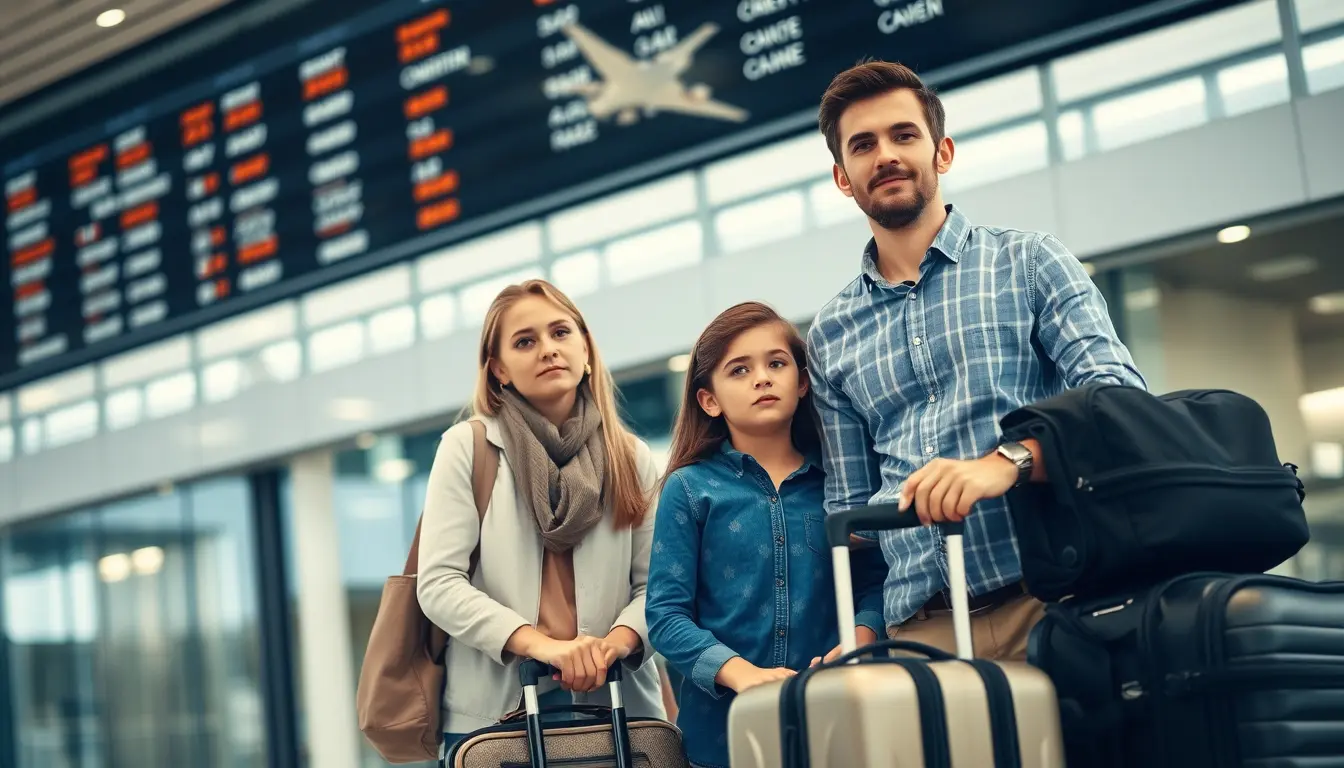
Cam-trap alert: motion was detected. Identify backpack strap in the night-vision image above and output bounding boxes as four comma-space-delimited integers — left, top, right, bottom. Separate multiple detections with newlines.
467, 419, 499, 577
401, 420, 500, 578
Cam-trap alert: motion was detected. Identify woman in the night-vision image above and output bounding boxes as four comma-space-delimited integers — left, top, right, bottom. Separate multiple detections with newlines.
416, 279, 666, 748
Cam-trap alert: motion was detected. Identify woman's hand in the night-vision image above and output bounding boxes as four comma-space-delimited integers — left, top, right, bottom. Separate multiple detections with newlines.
528, 635, 611, 692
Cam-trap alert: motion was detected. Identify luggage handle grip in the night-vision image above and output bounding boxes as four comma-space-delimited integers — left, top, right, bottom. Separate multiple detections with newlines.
518, 659, 625, 689
825, 502, 964, 548
500, 703, 614, 724
517, 659, 632, 768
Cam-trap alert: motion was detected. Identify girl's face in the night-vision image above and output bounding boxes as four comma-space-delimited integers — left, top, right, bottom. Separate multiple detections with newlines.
696, 322, 807, 437
490, 295, 590, 410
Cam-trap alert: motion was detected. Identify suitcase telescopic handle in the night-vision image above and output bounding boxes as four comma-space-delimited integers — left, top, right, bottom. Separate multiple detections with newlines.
516, 659, 632, 768
824, 502, 963, 547
827, 503, 974, 660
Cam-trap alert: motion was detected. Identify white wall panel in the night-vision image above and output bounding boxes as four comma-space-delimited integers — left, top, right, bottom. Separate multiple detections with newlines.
4, 88, 1344, 522
197, 381, 307, 470
297, 346, 424, 447
0, 463, 17, 526
1296, 87, 1344, 200
15, 437, 105, 516
1056, 103, 1308, 255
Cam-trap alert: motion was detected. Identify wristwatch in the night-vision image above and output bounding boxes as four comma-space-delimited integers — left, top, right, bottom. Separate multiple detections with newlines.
995, 440, 1034, 487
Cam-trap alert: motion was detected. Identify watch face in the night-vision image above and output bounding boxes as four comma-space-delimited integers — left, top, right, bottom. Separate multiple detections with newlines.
1000, 442, 1031, 463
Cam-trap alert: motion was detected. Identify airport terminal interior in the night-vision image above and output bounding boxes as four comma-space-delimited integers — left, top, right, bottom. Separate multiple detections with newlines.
1, 0, 1343, 766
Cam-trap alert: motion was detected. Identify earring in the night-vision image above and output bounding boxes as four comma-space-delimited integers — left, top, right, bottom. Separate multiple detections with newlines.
584, 362, 592, 376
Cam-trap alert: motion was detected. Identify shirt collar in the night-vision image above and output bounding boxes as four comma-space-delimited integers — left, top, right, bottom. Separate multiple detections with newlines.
861, 204, 971, 288
715, 438, 823, 478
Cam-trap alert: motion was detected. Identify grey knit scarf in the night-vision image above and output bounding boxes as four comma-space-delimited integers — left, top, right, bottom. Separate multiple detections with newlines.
495, 385, 607, 553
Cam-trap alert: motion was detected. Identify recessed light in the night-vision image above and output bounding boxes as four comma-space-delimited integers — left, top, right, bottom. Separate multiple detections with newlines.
1247, 254, 1317, 282
1216, 225, 1251, 244
1308, 291, 1344, 315
96, 8, 126, 27
667, 354, 691, 373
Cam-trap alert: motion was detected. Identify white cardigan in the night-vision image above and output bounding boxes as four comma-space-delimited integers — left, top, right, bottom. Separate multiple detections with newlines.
416, 415, 666, 734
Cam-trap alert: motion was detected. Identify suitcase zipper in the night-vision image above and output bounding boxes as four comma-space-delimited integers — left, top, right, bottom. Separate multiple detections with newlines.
1167, 663, 1344, 695
1076, 464, 1300, 497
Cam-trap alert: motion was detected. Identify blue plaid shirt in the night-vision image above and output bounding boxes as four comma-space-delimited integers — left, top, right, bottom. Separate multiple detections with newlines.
806, 205, 1146, 629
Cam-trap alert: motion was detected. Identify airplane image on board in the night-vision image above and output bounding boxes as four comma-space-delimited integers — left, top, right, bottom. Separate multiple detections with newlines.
560, 21, 750, 126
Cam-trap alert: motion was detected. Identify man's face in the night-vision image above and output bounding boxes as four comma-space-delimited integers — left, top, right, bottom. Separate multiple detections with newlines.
833, 89, 953, 230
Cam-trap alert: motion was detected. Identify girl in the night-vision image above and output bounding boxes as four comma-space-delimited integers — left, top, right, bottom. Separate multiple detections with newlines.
645, 301, 886, 768
416, 279, 666, 750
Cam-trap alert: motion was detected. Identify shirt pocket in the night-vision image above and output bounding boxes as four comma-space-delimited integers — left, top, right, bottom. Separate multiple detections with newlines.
803, 511, 828, 555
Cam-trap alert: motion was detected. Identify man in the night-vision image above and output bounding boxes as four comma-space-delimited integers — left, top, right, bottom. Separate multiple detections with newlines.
806, 60, 1146, 661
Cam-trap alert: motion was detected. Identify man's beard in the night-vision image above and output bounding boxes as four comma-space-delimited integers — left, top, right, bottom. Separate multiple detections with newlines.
857, 164, 936, 230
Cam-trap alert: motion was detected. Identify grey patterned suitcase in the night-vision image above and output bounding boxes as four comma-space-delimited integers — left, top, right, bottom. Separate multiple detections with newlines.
445, 660, 688, 768
727, 505, 1066, 768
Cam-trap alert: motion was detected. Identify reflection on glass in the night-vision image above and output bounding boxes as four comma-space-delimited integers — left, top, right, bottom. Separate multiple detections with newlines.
1, 477, 266, 768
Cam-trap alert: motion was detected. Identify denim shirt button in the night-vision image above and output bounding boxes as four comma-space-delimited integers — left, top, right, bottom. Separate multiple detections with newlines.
769, 496, 778, 503
776, 578, 784, 587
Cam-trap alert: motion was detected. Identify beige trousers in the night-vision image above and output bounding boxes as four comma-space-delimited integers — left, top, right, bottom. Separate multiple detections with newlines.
885, 592, 1046, 662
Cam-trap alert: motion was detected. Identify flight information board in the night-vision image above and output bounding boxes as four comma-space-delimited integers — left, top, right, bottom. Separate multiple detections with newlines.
0, 0, 1242, 389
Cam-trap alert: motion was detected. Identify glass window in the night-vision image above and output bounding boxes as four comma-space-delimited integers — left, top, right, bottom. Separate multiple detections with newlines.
550, 250, 602, 298
1295, 0, 1344, 34
604, 219, 702, 286
808, 178, 865, 228
713, 190, 806, 254
942, 122, 1050, 192
1217, 53, 1291, 116
1303, 34, 1344, 95
1050, 0, 1282, 104
1090, 78, 1209, 154
546, 173, 697, 252
702, 133, 832, 207
940, 67, 1043, 138
2, 477, 266, 768
1113, 209, 1344, 581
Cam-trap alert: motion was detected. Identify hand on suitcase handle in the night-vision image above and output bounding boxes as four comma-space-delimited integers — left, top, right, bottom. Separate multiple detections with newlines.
519, 658, 624, 688
825, 502, 965, 548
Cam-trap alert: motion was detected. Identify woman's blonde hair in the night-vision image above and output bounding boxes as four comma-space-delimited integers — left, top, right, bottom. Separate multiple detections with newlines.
473, 279, 647, 529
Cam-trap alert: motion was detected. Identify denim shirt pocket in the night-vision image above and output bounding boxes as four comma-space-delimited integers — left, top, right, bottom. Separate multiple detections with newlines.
803, 511, 828, 555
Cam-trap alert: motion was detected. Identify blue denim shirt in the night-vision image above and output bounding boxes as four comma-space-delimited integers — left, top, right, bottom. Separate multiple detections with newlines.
645, 441, 886, 768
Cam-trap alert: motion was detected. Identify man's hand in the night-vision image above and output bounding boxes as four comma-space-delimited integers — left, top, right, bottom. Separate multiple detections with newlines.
898, 454, 1019, 525
811, 626, 879, 667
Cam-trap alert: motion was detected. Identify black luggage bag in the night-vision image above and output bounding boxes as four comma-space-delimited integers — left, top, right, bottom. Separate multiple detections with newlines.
1028, 572, 1344, 768
999, 384, 1309, 602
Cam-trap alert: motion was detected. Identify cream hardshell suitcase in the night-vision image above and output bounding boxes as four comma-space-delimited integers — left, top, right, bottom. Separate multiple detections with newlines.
727, 504, 1066, 768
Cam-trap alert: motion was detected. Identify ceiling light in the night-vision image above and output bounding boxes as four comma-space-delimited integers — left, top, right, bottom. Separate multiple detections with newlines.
1216, 225, 1250, 244
96, 8, 126, 27
1247, 254, 1317, 282
355, 432, 378, 450
375, 458, 415, 484
667, 354, 691, 373
1308, 291, 1344, 315
131, 546, 165, 575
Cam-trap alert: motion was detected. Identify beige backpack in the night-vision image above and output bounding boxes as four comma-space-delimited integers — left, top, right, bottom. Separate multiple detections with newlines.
355, 420, 499, 763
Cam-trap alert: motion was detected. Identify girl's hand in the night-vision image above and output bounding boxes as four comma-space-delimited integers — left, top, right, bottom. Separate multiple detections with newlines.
811, 626, 879, 667
530, 635, 610, 692
716, 657, 796, 693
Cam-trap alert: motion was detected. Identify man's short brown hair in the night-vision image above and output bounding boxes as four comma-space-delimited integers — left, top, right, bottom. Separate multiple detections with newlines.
818, 60, 946, 164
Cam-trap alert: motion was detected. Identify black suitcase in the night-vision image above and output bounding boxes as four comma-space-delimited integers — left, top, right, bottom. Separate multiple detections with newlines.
1028, 572, 1344, 767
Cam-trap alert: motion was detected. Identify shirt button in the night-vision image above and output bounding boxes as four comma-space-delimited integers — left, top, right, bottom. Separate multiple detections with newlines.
769, 496, 778, 503
776, 536, 785, 545
909, 293, 917, 300
925, 446, 935, 455
776, 578, 784, 587
777, 629, 786, 637
913, 337, 922, 346
928, 394, 937, 403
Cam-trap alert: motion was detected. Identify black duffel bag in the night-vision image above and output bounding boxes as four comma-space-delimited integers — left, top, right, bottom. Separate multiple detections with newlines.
998, 384, 1308, 602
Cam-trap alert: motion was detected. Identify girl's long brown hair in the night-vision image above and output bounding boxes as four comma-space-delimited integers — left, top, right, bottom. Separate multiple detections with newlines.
473, 279, 648, 529
662, 301, 820, 483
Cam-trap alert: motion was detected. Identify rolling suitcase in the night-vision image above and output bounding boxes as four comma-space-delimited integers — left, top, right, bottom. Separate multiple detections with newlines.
1028, 571, 1344, 768
444, 659, 688, 767
727, 503, 1066, 768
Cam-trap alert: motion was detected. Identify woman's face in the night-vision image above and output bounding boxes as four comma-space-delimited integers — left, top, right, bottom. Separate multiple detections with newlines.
491, 294, 590, 412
